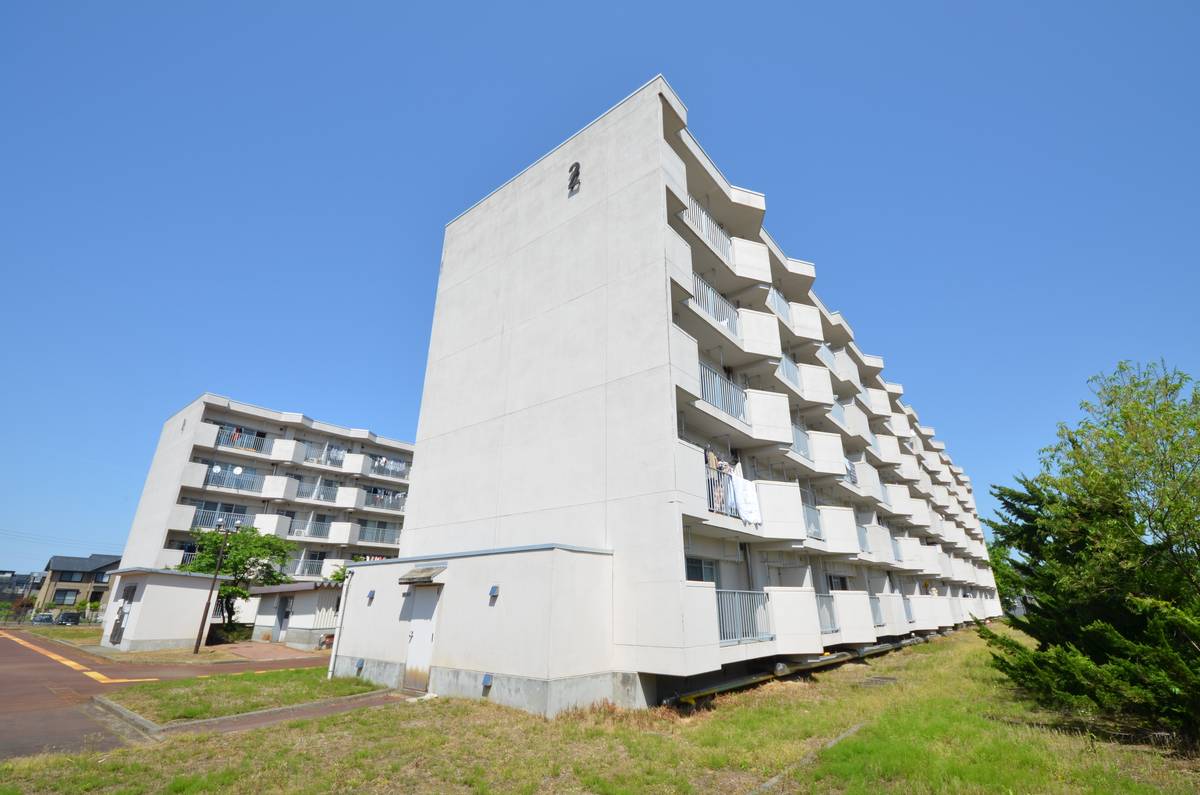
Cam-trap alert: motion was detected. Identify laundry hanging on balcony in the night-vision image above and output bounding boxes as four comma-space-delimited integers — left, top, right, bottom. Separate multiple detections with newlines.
729, 468, 762, 526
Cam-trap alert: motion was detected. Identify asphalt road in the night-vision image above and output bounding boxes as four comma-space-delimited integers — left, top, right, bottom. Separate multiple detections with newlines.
0, 630, 327, 759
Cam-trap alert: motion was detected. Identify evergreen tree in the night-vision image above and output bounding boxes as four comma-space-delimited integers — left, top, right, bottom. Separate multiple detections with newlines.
979, 362, 1200, 746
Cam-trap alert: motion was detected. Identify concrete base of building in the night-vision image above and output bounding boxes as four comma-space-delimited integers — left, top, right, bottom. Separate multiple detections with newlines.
330, 656, 656, 717
107, 636, 195, 652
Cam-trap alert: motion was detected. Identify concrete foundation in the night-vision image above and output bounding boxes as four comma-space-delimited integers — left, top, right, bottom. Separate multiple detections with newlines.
429, 667, 657, 717
331, 654, 405, 688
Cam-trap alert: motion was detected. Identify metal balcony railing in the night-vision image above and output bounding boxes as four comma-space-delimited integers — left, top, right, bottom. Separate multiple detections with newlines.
370, 459, 410, 479
304, 444, 346, 467
891, 537, 904, 562
790, 422, 811, 460
830, 400, 847, 429
869, 595, 886, 627
778, 353, 801, 390
766, 286, 791, 323
902, 595, 915, 623
364, 491, 406, 511
856, 525, 871, 554
691, 273, 741, 336
699, 361, 748, 421
715, 589, 772, 645
817, 594, 839, 634
290, 520, 331, 539
680, 193, 731, 260
181, 552, 196, 566
298, 481, 338, 502
705, 467, 738, 517
215, 426, 272, 454
293, 560, 324, 577
193, 509, 250, 529
843, 459, 859, 486
815, 344, 837, 372
204, 468, 264, 492
358, 526, 399, 545
803, 499, 823, 540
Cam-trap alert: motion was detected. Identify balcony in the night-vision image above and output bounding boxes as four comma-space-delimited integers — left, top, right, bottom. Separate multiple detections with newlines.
297, 481, 339, 502
705, 467, 739, 518
902, 595, 915, 624
363, 490, 406, 512
869, 595, 886, 628
777, 355, 834, 405
203, 466, 264, 493
680, 193, 731, 261
193, 508, 250, 529
369, 458, 410, 480
304, 443, 347, 468
765, 286, 791, 325
215, 426, 272, 454
289, 519, 331, 539
357, 525, 400, 545
698, 361, 748, 422
716, 590, 773, 645
817, 593, 839, 634
290, 559, 325, 578
181, 551, 196, 566
691, 273, 741, 337
856, 523, 871, 554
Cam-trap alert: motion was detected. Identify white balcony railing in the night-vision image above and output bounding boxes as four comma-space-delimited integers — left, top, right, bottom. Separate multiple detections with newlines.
699, 361, 748, 421
856, 524, 871, 554
890, 536, 904, 562
902, 595, 915, 623
766, 286, 791, 323
193, 508, 249, 529
680, 193, 731, 260
304, 443, 346, 468
370, 458, 410, 479
358, 526, 399, 545
843, 459, 859, 487
803, 497, 823, 540
817, 593, 839, 634
203, 467, 264, 492
830, 400, 848, 429
292, 559, 324, 577
816, 344, 837, 372
691, 273, 740, 336
290, 520, 331, 539
215, 426, 272, 454
297, 481, 338, 502
869, 595, 886, 627
778, 353, 802, 390
715, 589, 772, 645
364, 490, 406, 511
790, 422, 811, 460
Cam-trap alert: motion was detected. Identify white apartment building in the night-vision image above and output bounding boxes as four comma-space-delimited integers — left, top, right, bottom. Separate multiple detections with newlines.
102, 394, 411, 650
328, 76, 1002, 714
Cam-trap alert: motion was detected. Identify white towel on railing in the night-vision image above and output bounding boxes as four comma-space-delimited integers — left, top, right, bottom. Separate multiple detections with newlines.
731, 474, 762, 525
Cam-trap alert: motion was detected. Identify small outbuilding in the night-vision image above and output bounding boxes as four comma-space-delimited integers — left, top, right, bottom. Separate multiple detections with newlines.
249, 581, 342, 650
101, 567, 231, 652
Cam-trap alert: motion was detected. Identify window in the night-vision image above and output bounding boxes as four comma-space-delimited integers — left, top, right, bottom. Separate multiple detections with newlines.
60, 571, 84, 583
53, 589, 78, 605
827, 574, 851, 591
94, 572, 110, 583
685, 557, 720, 587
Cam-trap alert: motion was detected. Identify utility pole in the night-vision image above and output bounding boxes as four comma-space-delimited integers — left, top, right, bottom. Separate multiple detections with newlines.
193, 518, 238, 654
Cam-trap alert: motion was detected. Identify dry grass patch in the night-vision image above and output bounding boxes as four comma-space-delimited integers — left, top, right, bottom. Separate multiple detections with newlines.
3, 626, 1197, 794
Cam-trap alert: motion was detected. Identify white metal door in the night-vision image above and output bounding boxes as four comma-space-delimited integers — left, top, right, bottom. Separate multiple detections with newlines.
402, 586, 440, 692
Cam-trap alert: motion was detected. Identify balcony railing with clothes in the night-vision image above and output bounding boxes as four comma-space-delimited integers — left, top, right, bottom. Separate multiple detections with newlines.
766, 286, 791, 323
692, 273, 740, 336
715, 589, 772, 645
699, 361, 748, 421
203, 468, 264, 492
902, 595, 915, 623
193, 508, 249, 529
364, 491, 406, 511
680, 193, 731, 260
358, 526, 399, 545
856, 524, 871, 554
790, 422, 811, 460
304, 444, 346, 468
869, 595, 886, 627
370, 458, 410, 479
289, 520, 331, 539
215, 426, 272, 454
817, 594, 839, 634
705, 467, 738, 517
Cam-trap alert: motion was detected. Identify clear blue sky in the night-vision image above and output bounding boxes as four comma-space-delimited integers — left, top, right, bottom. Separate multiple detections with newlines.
2, 3, 1198, 572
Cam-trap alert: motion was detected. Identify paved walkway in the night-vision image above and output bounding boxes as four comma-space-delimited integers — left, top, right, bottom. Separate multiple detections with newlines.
0, 630, 327, 759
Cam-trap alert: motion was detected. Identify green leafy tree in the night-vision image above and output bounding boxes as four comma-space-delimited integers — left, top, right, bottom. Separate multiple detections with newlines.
181, 525, 296, 630
979, 361, 1200, 745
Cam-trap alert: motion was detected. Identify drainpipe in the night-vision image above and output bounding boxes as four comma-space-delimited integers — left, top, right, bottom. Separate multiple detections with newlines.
327, 568, 353, 680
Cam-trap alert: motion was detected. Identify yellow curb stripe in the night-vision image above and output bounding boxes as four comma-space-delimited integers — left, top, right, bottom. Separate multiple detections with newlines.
0, 630, 158, 684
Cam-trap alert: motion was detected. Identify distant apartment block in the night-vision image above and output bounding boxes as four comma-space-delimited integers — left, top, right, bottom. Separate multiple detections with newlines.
331, 76, 1002, 715
33, 554, 119, 612
117, 394, 412, 578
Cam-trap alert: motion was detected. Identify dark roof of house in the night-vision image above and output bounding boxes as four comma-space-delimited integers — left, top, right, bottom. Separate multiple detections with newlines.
44, 554, 122, 573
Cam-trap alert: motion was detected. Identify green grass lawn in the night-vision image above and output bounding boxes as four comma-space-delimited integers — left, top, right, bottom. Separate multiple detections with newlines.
2, 625, 1196, 793
108, 666, 383, 723
21, 625, 103, 645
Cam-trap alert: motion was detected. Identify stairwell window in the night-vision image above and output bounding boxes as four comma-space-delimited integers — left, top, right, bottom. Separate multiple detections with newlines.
686, 557, 721, 588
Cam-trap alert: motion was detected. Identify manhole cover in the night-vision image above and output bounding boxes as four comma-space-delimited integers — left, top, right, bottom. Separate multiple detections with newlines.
860, 676, 898, 687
